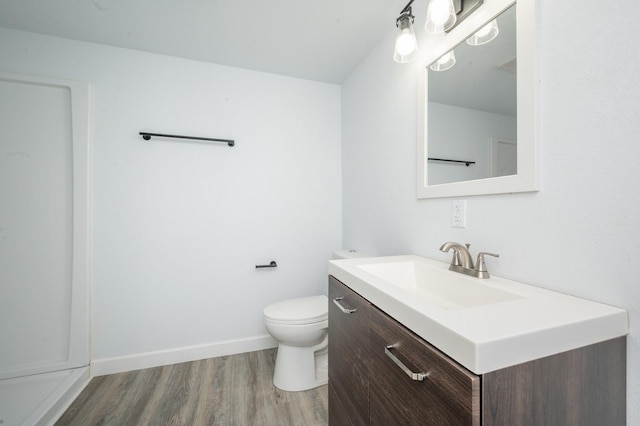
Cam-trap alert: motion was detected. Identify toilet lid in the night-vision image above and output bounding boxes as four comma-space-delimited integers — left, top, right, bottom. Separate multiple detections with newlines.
263, 295, 328, 325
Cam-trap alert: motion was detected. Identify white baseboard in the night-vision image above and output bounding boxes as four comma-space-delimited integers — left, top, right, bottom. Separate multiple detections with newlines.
90, 335, 278, 377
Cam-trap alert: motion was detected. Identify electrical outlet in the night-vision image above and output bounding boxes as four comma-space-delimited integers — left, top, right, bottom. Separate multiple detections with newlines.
451, 200, 466, 228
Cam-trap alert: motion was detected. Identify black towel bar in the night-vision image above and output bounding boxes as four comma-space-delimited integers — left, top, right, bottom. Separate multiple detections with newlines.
140, 132, 234, 147
428, 157, 475, 167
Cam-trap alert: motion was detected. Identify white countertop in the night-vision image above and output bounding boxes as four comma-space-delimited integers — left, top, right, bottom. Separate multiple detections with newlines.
328, 255, 628, 374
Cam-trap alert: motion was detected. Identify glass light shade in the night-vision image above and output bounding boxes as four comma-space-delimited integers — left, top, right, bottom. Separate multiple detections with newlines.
429, 50, 456, 71
466, 19, 499, 45
393, 14, 418, 63
425, 0, 456, 34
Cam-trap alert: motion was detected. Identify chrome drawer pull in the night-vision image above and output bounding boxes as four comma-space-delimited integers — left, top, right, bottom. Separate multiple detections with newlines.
332, 297, 357, 314
385, 345, 428, 381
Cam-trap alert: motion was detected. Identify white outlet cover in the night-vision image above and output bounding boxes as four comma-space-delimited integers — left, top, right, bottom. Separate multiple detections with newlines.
451, 200, 466, 228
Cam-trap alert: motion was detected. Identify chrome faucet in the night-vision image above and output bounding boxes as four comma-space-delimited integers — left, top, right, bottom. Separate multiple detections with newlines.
439, 242, 474, 269
439, 242, 499, 279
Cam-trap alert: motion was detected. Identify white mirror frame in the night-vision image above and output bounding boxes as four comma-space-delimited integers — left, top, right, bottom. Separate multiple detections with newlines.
417, 0, 539, 199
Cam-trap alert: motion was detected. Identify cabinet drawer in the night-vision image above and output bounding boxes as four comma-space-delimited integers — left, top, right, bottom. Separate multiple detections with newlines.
369, 306, 480, 426
329, 276, 370, 425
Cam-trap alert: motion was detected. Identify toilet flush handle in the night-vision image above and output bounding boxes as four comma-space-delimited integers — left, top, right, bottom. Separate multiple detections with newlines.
333, 297, 357, 314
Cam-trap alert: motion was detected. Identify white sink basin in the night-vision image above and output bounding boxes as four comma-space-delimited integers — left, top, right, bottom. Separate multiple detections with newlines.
329, 255, 628, 374
357, 261, 524, 310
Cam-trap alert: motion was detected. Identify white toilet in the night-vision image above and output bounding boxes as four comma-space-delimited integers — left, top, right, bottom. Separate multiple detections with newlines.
263, 250, 371, 392
263, 295, 329, 391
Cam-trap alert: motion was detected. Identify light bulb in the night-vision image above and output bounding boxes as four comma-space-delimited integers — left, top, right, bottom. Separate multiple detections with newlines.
425, 0, 456, 34
393, 12, 418, 63
429, 50, 456, 71
466, 19, 499, 46
396, 29, 417, 56
476, 24, 493, 38
437, 51, 453, 64
430, 0, 450, 25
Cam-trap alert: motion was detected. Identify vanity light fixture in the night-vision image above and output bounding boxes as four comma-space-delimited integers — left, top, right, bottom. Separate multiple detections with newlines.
393, 0, 484, 63
466, 19, 499, 45
394, 8, 419, 63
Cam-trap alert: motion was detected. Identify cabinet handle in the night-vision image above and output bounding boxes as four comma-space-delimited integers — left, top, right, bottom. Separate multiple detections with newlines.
332, 297, 357, 314
384, 345, 428, 381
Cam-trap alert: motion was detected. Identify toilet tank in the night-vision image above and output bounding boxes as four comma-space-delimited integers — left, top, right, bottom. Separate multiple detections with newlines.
333, 250, 372, 260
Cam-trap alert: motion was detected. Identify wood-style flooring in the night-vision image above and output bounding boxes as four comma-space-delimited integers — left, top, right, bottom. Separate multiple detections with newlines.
56, 348, 328, 426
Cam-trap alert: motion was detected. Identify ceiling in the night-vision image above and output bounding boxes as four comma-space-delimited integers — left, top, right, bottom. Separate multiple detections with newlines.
428, 4, 516, 116
0, 0, 403, 84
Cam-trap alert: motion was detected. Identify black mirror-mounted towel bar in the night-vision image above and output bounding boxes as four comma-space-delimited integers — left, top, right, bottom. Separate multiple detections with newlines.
140, 132, 235, 147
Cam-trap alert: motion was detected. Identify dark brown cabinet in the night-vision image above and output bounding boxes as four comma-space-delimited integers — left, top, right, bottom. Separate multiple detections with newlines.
369, 306, 480, 425
329, 275, 626, 426
328, 276, 371, 425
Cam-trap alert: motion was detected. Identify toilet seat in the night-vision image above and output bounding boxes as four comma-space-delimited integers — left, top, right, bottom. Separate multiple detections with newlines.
263, 295, 328, 325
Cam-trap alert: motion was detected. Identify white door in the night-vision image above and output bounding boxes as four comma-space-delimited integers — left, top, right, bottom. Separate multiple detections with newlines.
0, 72, 90, 379
491, 138, 517, 178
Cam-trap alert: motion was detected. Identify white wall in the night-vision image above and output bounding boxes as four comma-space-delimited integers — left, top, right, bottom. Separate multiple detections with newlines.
428, 102, 516, 184
0, 28, 342, 365
342, 0, 640, 423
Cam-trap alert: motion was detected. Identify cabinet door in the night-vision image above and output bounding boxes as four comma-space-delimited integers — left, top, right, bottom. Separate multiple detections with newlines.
328, 276, 370, 425
369, 307, 480, 426
482, 337, 626, 426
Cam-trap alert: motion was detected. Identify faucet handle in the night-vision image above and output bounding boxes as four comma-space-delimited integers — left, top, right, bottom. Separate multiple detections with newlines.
475, 252, 500, 272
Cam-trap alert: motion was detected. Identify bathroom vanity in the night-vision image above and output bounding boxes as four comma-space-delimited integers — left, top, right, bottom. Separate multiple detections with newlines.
327, 256, 628, 425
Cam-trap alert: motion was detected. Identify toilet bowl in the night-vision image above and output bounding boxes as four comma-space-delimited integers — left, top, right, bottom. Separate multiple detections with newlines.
263, 295, 328, 391
263, 250, 371, 392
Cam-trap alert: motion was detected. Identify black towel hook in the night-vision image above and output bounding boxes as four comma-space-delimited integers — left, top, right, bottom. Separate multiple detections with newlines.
256, 261, 278, 269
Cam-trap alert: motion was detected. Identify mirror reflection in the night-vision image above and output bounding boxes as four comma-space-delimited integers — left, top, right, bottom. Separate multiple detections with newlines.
427, 4, 516, 185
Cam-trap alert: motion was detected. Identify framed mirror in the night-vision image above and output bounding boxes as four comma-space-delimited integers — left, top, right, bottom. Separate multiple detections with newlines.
417, 0, 538, 199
